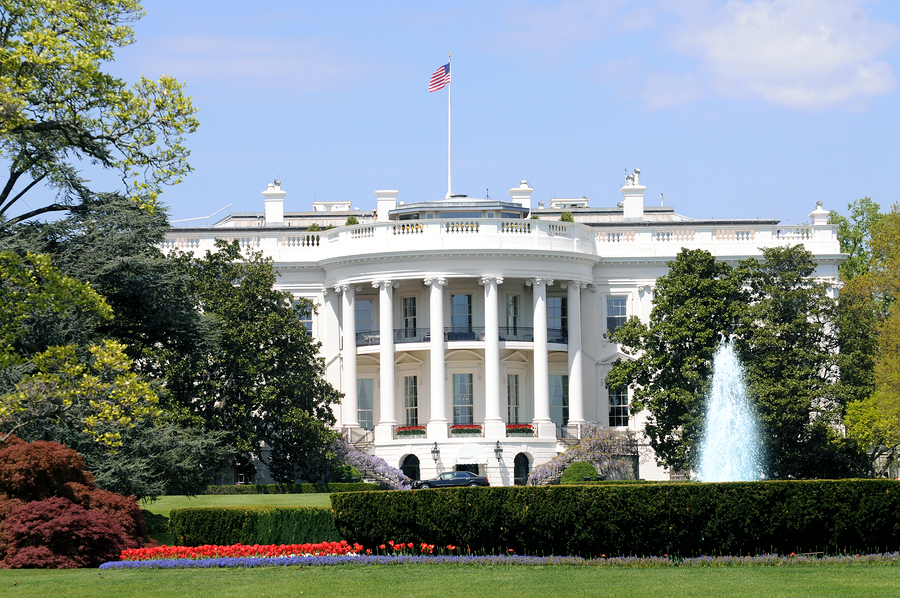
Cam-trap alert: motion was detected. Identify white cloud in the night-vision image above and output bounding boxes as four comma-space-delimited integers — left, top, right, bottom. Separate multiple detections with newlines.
676, 0, 899, 109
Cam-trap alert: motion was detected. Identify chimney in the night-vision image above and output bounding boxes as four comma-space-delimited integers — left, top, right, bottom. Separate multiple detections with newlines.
508, 180, 533, 211
620, 168, 645, 221
263, 179, 286, 226
375, 190, 398, 222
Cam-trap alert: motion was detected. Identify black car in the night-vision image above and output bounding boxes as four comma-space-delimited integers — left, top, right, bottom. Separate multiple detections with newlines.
412, 470, 490, 489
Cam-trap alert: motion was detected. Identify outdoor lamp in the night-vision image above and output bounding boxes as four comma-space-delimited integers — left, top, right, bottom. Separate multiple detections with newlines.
431, 442, 440, 462
494, 441, 503, 461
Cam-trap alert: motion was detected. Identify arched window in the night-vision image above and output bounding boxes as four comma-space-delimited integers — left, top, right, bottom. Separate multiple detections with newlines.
401, 454, 420, 481
514, 453, 530, 486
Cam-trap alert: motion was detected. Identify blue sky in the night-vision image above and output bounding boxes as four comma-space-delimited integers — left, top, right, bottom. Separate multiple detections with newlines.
35, 1, 900, 225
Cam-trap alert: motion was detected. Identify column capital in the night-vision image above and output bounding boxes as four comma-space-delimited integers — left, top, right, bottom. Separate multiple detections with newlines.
558, 280, 587, 290
372, 280, 399, 290
526, 278, 553, 287
479, 276, 504, 286
589, 284, 598, 293
423, 277, 448, 287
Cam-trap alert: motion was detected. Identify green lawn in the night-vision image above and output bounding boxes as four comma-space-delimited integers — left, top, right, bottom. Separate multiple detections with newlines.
2, 564, 899, 598
142, 493, 332, 518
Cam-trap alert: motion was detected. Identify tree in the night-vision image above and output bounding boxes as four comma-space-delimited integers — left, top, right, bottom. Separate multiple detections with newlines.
0, 250, 112, 373
166, 240, 342, 482
608, 246, 860, 478
559, 211, 574, 223
0, 1, 198, 223
0, 340, 160, 446
828, 197, 883, 281
735, 246, 856, 478
606, 249, 742, 472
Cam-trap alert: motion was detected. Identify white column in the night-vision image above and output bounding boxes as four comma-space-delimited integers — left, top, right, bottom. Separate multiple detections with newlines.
375, 280, 397, 441
529, 278, 554, 438
425, 277, 448, 438
338, 284, 359, 428
566, 281, 586, 425
481, 276, 504, 438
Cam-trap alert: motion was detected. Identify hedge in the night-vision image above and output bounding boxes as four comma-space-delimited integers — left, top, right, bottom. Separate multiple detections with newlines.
204, 482, 379, 495
331, 480, 900, 556
169, 506, 341, 546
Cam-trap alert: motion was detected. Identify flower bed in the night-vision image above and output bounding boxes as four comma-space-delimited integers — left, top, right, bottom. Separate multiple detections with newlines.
120, 541, 362, 561
396, 426, 426, 437
100, 551, 900, 570
506, 424, 534, 435
449, 424, 482, 435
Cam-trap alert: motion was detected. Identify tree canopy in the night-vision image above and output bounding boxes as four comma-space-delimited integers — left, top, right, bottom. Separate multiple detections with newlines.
608, 245, 860, 478
0, 0, 198, 223
165, 240, 342, 483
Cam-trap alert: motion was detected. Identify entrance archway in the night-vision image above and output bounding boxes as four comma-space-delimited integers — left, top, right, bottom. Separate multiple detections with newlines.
513, 453, 530, 486
401, 454, 420, 480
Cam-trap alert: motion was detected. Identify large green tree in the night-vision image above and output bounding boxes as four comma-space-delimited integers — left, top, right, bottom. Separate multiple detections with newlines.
609, 245, 861, 478
0, 0, 198, 223
166, 240, 342, 483
605, 249, 742, 473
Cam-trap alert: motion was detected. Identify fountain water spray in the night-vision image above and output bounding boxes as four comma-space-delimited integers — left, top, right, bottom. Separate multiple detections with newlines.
697, 340, 764, 482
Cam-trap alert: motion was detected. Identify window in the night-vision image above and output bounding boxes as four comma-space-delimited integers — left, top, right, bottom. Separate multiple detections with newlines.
453, 373, 474, 424
356, 299, 374, 333
507, 374, 520, 424
293, 299, 313, 334
450, 294, 472, 332
550, 375, 569, 427
609, 388, 629, 427
506, 295, 520, 333
607, 296, 627, 334
404, 376, 418, 426
357, 378, 374, 430
402, 297, 417, 338
548, 297, 567, 343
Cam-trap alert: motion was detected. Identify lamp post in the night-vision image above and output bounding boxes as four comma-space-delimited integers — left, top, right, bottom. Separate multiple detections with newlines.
494, 441, 503, 461
431, 442, 440, 462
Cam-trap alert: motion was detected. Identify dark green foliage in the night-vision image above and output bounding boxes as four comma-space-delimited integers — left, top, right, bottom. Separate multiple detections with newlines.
166, 240, 341, 481
203, 482, 378, 495
559, 211, 574, 223
345, 215, 359, 226
560, 462, 598, 484
168, 506, 341, 546
333, 465, 361, 482
141, 510, 169, 534
332, 480, 900, 557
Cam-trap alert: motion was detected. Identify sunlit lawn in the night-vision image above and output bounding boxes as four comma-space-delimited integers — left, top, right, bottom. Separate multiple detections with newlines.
142, 493, 332, 518
2, 564, 899, 598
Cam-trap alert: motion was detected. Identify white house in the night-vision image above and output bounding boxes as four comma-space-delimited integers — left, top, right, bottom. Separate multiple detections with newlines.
165, 170, 842, 485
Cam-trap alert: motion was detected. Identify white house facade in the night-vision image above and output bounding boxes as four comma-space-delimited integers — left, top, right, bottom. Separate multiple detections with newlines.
165, 170, 842, 485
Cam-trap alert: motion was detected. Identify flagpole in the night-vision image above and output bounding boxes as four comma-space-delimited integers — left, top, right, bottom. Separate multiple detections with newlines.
447, 52, 452, 199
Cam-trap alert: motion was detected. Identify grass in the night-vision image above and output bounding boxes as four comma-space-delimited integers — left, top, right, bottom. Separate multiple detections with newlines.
2, 564, 900, 597
142, 493, 332, 518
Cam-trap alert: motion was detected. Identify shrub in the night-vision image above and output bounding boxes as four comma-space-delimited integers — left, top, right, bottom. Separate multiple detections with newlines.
0, 438, 94, 502
528, 426, 636, 485
307, 223, 321, 231
169, 506, 341, 546
203, 482, 378, 495
2, 497, 128, 568
345, 215, 359, 225
559, 211, 574, 223
331, 480, 900, 557
334, 465, 361, 482
141, 510, 169, 534
560, 462, 598, 484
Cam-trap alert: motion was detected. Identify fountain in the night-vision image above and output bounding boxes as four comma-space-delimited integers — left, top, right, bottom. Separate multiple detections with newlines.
697, 340, 764, 482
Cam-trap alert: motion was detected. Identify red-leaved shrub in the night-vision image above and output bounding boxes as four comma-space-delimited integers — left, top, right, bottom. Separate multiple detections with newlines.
0, 438, 94, 502
2, 497, 127, 568
0, 437, 151, 568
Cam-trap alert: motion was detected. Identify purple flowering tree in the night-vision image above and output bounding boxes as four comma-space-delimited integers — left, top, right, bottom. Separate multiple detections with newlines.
527, 425, 637, 485
330, 439, 411, 490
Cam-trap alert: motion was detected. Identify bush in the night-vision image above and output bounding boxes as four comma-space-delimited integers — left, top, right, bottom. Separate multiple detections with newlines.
203, 482, 378, 495
331, 480, 900, 557
2, 497, 129, 568
559, 211, 574, 223
169, 506, 341, 546
345, 215, 359, 226
334, 465, 361, 482
141, 510, 169, 534
0, 439, 94, 502
560, 462, 598, 484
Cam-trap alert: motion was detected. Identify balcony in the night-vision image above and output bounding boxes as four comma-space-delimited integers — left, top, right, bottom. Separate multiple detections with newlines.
358, 327, 567, 346
394, 328, 430, 343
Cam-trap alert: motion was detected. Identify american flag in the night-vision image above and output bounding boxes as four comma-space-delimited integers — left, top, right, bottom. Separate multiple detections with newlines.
429, 63, 450, 92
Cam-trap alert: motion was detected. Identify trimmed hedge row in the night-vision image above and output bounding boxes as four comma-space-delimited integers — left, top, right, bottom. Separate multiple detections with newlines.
169, 507, 341, 546
204, 482, 379, 495
331, 480, 900, 556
